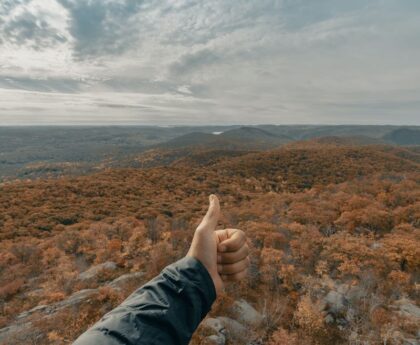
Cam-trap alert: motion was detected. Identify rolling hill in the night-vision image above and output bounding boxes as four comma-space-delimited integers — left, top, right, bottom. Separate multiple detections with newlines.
383, 128, 420, 145
1, 125, 419, 181
157, 127, 291, 151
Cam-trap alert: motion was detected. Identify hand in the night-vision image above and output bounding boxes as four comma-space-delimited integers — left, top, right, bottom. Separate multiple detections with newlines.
187, 195, 249, 294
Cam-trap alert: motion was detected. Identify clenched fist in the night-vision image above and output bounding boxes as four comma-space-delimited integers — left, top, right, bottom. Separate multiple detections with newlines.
187, 194, 249, 294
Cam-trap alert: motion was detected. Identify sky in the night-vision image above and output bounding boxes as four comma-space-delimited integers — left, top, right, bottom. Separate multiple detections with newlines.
0, 0, 419, 125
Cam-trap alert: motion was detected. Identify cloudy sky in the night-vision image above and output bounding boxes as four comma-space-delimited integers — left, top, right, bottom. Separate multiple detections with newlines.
0, 0, 419, 125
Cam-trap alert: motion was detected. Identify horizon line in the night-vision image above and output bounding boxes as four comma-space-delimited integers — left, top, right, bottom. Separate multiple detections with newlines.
1, 124, 420, 128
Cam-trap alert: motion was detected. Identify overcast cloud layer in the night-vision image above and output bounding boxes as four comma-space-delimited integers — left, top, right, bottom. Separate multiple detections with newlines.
0, 0, 419, 125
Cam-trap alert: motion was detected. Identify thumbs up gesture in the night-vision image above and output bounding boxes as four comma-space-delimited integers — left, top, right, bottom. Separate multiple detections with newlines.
187, 195, 250, 294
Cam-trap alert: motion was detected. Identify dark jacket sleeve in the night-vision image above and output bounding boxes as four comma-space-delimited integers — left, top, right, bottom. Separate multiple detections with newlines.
73, 257, 216, 345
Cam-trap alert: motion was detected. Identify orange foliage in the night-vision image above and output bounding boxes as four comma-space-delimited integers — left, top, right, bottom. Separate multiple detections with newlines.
267, 328, 299, 345
0, 143, 419, 344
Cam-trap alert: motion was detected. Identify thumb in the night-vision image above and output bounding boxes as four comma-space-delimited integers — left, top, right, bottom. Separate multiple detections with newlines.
197, 194, 220, 232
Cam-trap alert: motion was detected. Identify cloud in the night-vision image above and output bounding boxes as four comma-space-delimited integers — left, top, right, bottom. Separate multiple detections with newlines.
0, 0, 420, 125
0, 0, 71, 49
97, 103, 152, 110
0, 76, 83, 92
170, 49, 221, 76
56, 0, 143, 59
2, 9, 64, 49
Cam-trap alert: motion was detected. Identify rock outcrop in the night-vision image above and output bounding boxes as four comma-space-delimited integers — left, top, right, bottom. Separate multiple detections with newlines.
78, 261, 118, 281
202, 300, 264, 345
394, 298, 420, 319
232, 299, 264, 326
0, 271, 145, 344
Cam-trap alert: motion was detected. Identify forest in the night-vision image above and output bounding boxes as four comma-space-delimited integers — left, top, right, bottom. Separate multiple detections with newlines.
0, 140, 419, 344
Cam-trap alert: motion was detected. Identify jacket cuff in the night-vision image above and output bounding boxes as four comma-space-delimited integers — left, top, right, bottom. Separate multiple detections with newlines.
165, 256, 217, 314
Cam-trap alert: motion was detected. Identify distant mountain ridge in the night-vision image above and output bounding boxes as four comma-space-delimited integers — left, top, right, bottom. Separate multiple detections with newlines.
219, 126, 291, 140
158, 126, 292, 150
284, 136, 386, 147
383, 128, 420, 145
1, 125, 419, 181
158, 125, 420, 151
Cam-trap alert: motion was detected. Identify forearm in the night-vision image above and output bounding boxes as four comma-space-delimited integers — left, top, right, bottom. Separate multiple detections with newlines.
73, 257, 216, 345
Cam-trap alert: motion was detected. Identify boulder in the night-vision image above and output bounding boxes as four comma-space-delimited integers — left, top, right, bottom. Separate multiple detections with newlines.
217, 317, 247, 336
79, 261, 117, 281
394, 298, 420, 319
206, 334, 226, 345
201, 318, 226, 345
324, 314, 334, 325
232, 299, 264, 326
107, 271, 145, 290
202, 318, 225, 334
324, 290, 348, 314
